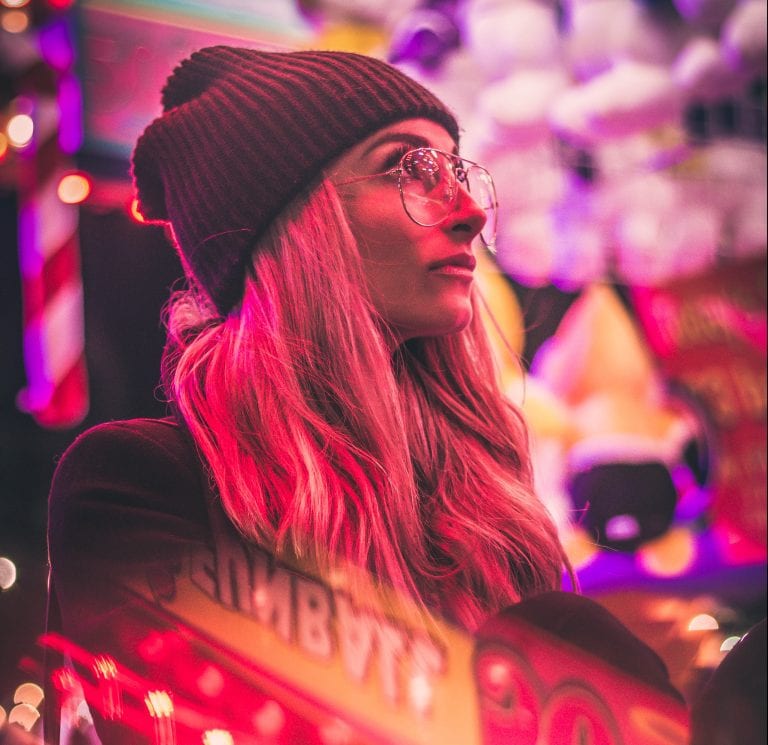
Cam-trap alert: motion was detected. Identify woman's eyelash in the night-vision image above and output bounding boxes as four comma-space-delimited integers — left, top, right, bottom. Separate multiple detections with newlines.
383, 145, 414, 170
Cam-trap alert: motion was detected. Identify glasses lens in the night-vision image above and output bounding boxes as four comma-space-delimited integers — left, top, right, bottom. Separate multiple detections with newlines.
399, 150, 498, 250
466, 165, 498, 251
400, 149, 456, 227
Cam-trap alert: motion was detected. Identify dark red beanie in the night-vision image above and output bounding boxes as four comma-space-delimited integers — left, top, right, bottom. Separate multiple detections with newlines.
131, 45, 459, 314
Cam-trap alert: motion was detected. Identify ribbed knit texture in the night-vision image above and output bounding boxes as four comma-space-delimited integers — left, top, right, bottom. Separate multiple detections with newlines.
131, 46, 459, 314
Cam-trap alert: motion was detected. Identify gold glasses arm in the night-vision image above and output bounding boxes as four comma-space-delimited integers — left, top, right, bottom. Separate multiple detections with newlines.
333, 167, 402, 188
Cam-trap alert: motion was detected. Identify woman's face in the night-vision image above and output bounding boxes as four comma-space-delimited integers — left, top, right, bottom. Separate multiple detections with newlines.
331, 119, 487, 343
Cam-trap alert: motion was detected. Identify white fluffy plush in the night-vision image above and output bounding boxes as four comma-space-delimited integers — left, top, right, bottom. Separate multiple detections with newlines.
464, 0, 562, 78
550, 60, 682, 143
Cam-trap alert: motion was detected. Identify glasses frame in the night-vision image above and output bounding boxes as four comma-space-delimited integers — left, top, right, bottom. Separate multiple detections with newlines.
335, 147, 498, 251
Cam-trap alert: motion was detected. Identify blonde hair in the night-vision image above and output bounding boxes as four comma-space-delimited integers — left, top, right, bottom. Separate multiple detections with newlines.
164, 179, 569, 631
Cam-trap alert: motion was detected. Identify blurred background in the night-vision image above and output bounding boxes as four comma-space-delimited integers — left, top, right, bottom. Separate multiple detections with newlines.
0, 0, 765, 737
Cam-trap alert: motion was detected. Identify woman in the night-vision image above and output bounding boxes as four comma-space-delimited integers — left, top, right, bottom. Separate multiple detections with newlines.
47, 46, 572, 742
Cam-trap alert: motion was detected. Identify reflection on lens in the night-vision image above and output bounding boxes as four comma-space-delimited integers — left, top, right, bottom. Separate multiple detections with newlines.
401, 150, 455, 226
399, 149, 498, 250
403, 149, 442, 190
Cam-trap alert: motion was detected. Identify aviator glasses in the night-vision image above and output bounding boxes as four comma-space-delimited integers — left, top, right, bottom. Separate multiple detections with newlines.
337, 148, 498, 251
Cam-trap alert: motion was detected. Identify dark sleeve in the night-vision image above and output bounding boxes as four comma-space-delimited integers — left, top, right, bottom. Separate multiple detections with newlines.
47, 418, 210, 742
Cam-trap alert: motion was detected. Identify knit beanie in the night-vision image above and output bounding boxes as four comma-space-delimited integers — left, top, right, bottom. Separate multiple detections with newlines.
131, 45, 459, 314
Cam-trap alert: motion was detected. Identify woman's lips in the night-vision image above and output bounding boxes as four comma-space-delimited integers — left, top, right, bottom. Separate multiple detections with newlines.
427, 253, 476, 278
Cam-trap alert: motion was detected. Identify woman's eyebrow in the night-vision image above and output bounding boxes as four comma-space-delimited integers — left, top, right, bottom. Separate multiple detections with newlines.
362, 132, 433, 156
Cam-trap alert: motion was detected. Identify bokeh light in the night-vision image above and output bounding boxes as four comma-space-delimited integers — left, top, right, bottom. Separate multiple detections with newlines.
57, 172, 91, 204
720, 635, 742, 653
145, 690, 174, 718
129, 197, 146, 223
319, 718, 354, 745
2, 0, 32, 9
7, 113, 34, 148
408, 672, 433, 715
202, 730, 234, 745
252, 700, 285, 737
688, 613, 719, 632
638, 527, 697, 578
14, 682, 44, 708
0, 705, 6, 728
0, 556, 17, 590
195, 665, 224, 698
8, 703, 40, 731
1, 9, 29, 33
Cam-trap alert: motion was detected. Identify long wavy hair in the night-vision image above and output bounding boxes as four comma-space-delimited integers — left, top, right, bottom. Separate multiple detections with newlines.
163, 178, 569, 631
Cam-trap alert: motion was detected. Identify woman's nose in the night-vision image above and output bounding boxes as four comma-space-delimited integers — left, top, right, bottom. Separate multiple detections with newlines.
445, 183, 488, 241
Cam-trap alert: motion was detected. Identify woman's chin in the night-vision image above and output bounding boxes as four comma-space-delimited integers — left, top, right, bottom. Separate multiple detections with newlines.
395, 306, 473, 342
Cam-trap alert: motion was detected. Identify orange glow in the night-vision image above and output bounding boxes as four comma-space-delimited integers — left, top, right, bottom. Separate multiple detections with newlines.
562, 527, 600, 571
1, 9, 29, 33
637, 527, 696, 578
0, 706, 6, 728
129, 197, 147, 223
202, 730, 234, 745
688, 613, 719, 632
58, 172, 91, 204
7, 113, 33, 147
0, 132, 7, 160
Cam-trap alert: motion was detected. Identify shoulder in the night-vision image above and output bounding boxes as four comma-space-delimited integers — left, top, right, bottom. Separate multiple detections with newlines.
54, 416, 198, 480
49, 416, 207, 518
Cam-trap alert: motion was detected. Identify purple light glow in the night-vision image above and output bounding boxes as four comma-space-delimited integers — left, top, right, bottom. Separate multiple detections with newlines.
57, 72, 83, 154
38, 17, 75, 72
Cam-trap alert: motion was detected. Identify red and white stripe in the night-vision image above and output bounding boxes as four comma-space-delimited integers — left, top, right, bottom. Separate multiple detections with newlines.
16, 89, 88, 428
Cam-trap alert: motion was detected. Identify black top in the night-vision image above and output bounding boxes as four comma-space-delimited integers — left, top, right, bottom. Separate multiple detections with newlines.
46, 418, 687, 744
47, 417, 215, 743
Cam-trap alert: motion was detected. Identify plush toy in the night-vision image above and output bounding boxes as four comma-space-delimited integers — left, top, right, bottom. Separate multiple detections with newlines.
526, 285, 707, 553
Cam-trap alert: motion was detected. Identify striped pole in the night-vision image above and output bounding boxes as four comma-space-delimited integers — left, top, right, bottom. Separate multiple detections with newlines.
14, 10, 88, 429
